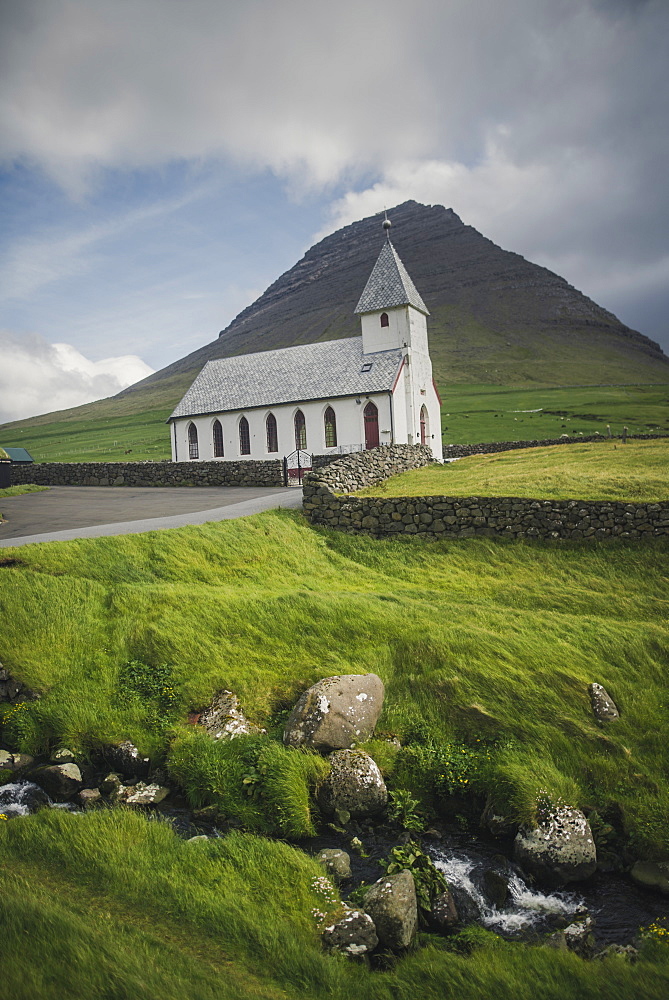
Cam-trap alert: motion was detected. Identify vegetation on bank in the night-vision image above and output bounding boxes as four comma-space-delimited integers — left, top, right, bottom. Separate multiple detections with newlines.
0, 510, 667, 856
353, 439, 669, 502
0, 485, 49, 499
2, 809, 667, 1000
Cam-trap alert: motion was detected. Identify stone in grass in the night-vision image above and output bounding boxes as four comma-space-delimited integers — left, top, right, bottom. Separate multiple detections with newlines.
284, 674, 384, 752
322, 909, 378, 957
589, 683, 620, 722
316, 849, 352, 882
630, 861, 669, 895
563, 916, 596, 958
76, 788, 102, 809
318, 750, 387, 820
99, 772, 123, 797
513, 804, 597, 887
32, 763, 83, 802
363, 870, 418, 950
197, 689, 263, 740
430, 889, 459, 932
50, 748, 75, 765
0, 750, 35, 773
101, 740, 150, 777
117, 782, 170, 807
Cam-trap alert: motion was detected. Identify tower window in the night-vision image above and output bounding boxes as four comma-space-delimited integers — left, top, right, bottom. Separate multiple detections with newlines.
239, 416, 250, 455
380, 312, 389, 328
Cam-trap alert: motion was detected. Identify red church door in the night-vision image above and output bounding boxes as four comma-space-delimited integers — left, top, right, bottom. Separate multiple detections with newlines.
364, 401, 379, 449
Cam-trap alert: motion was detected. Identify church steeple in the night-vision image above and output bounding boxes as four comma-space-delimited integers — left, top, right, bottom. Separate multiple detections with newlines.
355, 240, 429, 317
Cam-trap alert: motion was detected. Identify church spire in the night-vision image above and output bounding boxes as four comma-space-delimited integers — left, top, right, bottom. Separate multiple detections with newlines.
354, 236, 429, 316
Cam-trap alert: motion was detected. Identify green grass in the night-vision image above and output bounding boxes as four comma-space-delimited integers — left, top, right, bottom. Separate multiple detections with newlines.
0, 510, 667, 856
438, 383, 669, 445
353, 439, 669, 502
0, 485, 49, 498
0, 809, 667, 1000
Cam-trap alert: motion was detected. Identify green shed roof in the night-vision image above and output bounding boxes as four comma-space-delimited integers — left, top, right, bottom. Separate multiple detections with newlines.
0, 447, 34, 463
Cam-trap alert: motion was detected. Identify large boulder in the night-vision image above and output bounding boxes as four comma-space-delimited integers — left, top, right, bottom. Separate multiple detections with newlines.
197, 689, 262, 740
284, 674, 384, 752
630, 861, 669, 895
117, 782, 170, 807
318, 750, 387, 819
322, 908, 378, 957
32, 763, 83, 801
363, 870, 418, 949
589, 683, 620, 722
513, 804, 597, 886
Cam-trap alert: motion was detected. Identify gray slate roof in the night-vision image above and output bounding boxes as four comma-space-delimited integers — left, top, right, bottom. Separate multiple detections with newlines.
169, 337, 403, 420
355, 240, 429, 315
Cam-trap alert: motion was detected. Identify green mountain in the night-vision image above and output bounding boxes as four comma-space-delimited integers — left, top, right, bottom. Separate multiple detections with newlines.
2, 200, 667, 460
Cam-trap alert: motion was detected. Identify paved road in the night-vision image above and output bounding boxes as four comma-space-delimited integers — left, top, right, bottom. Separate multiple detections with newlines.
0, 486, 303, 547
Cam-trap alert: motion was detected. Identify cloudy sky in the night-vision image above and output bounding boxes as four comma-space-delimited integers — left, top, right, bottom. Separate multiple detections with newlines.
1, 0, 667, 422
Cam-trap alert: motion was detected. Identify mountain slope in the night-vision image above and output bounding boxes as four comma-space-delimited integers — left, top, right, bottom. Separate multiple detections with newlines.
1, 200, 667, 450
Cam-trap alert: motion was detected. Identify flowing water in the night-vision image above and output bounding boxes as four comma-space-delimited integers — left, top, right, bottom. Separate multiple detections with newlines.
0, 781, 79, 817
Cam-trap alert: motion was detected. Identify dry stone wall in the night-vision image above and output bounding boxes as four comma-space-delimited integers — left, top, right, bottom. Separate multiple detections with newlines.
303, 445, 668, 541
11, 460, 284, 488
441, 432, 668, 459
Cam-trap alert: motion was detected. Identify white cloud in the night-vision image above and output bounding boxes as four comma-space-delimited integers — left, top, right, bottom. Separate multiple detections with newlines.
0, 331, 154, 423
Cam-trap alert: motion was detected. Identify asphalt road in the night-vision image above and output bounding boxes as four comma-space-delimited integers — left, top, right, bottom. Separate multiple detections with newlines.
0, 486, 303, 547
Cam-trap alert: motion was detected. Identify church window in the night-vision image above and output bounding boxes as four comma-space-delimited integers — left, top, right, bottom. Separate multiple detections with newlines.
188, 422, 199, 460
294, 409, 307, 450
420, 404, 429, 446
239, 416, 251, 455
212, 419, 224, 457
380, 312, 389, 328
266, 413, 278, 453
324, 406, 337, 448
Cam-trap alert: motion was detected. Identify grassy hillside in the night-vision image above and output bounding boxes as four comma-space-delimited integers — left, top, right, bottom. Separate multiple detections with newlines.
2, 383, 667, 463
1, 510, 667, 857
354, 439, 669, 502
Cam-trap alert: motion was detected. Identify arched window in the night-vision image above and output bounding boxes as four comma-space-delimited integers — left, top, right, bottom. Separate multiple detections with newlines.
212, 419, 224, 457
380, 312, 389, 328
294, 409, 306, 450
188, 422, 199, 460
324, 406, 337, 448
420, 404, 428, 446
266, 412, 278, 453
364, 401, 379, 450
239, 416, 250, 455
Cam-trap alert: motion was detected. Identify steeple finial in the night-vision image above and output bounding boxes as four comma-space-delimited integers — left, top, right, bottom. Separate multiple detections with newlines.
382, 208, 391, 239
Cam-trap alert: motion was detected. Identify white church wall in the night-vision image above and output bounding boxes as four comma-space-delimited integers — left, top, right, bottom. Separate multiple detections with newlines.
361, 307, 410, 353
171, 392, 394, 462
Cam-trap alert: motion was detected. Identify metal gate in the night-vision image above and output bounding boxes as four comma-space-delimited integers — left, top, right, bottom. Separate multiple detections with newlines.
283, 450, 312, 486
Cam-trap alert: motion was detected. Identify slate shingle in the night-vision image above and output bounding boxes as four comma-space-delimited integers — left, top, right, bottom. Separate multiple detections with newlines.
169, 337, 403, 420
355, 240, 429, 315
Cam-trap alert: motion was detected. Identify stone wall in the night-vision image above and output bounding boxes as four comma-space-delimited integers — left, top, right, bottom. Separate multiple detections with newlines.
11, 460, 284, 488
441, 432, 668, 460
302, 444, 668, 542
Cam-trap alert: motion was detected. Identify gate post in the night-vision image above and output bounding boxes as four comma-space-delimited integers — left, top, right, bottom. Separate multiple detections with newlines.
283, 456, 288, 486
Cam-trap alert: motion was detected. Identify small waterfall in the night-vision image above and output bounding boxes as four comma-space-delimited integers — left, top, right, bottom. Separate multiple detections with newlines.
0, 781, 78, 818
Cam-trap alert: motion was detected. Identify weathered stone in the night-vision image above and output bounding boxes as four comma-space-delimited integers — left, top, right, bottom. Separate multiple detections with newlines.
198, 689, 261, 740
482, 870, 509, 909
316, 848, 352, 881
118, 782, 170, 806
187, 834, 210, 843
589, 683, 620, 722
76, 787, 102, 809
101, 740, 150, 777
322, 909, 378, 957
318, 750, 387, 819
32, 763, 83, 801
99, 772, 123, 797
563, 916, 595, 957
284, 674, 384, 752
513, 804, 597, 886
430, 889, 459, 931
363, 870, 418, 949
50, 748, 76, 765
630, 860, 669, 895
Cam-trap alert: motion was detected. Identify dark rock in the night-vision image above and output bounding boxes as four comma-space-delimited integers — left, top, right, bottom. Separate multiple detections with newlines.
563, 916, 595, 958
76, 788, 102, 809
513, 804, 597, 886
630, 860, 669, 895
318, 750, 387, 819
363, 869, 418, 950
101, 741, 149, 777
482, 870, 509, 909
316, 848, 352, 881
99, 772, 123, 797
589, 683, 620, 722
32, 763, 83, 801
322, 909, 378, 957
0, 751, 35, 773
284, 674, 384, 752
430, 889, 459, 932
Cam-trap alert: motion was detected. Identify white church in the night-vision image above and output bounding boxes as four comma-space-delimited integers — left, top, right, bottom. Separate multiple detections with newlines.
168, 220, 443, 464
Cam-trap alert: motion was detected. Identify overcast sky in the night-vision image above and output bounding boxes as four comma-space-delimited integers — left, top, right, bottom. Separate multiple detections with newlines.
1, 0, 667, 422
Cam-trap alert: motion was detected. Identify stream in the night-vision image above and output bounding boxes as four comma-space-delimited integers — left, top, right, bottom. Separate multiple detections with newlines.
2, 780, 667, 946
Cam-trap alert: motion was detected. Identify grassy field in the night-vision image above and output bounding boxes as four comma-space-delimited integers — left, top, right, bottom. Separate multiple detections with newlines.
354, 439, 669, 502
1, 809, 667, 1000
0, 485, 49, 499
0, 382, 667, 463
0, 510, 667, 854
